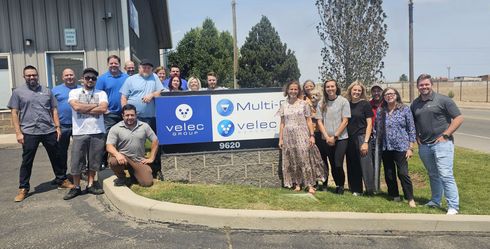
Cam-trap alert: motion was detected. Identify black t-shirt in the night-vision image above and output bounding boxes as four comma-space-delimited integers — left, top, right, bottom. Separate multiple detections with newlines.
347, 100, 373, 137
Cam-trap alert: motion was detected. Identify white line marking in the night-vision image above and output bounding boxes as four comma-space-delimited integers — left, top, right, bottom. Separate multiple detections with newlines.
455, 132, 490, 140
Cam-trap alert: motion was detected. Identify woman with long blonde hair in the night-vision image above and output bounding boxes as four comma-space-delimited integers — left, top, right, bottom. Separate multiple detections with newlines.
344, 81, 375, 196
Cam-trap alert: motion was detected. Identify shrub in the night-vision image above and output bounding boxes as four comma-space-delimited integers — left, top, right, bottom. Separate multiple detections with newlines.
448, 90, 455, 98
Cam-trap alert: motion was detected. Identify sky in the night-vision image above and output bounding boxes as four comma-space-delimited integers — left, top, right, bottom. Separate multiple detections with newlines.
167, 0, 490, 83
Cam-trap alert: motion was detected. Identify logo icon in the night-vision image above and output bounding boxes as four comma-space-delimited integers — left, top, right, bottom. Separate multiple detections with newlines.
217, 120, 235, 137
175, 104, 193, 121
216, 99, 234, 116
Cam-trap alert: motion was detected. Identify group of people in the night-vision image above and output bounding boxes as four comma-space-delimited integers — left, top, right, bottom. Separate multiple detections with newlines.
278, 74, 463, 215
9, 58, 463, 215
10, 55, 211, 202
154, 65, 226, 92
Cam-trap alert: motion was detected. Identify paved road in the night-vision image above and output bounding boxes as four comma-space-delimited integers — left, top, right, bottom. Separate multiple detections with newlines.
1, 147, 490, 248
454, 108, 490, 153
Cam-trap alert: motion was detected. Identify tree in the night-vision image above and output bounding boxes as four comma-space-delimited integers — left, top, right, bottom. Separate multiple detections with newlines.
399, 74, 408, 82
168, 18, 234, 87
316, 0, 388, 89
238, 16, 300, 88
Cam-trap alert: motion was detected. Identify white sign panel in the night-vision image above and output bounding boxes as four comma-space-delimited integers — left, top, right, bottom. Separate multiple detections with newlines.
64, 28, 77, 46
210, 92, 284, 142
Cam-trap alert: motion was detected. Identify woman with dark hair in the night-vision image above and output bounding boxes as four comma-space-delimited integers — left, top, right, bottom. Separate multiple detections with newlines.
345, 81, 375, 196
316, 79, 350, 194
278, 80, 326, 194
169, 76, 183, 92
375, 87, 416, 207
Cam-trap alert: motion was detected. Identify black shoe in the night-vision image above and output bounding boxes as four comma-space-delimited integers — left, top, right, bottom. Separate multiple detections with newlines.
86, 185, 104, 195
50, 178, 59, 185
155, 170, 164, 181
99, 164, 106, 171
335, 186, 344, 195
63, 187, 82, 200
114, 177, 126, 187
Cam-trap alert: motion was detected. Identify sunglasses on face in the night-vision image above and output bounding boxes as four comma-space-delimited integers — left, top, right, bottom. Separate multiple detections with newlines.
384, 92, 396, 97
84, 76, 97, 81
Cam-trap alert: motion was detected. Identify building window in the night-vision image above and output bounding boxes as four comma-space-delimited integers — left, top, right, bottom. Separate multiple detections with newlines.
46, 52, 85, 88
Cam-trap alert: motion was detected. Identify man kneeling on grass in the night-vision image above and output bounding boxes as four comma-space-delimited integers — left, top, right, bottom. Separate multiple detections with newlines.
106, 104, 159, 187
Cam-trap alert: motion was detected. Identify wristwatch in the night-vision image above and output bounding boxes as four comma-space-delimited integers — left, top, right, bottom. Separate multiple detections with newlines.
442, 134, 450, 140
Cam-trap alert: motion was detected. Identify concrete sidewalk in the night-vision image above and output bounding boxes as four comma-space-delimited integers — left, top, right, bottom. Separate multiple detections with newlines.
102, 175, 490, 232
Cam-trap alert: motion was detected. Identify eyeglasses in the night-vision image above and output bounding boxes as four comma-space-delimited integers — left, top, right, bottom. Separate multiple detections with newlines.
384, 92, 396, 97
84, 76, 97, 81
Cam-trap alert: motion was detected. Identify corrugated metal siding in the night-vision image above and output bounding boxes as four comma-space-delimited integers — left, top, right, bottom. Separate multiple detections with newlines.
0, 0, 126, 88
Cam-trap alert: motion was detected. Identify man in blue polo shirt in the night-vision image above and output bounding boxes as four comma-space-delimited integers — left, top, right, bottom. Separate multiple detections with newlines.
96, 55, 129, 169
120, 59, 164, 180
52, 68, 82, 183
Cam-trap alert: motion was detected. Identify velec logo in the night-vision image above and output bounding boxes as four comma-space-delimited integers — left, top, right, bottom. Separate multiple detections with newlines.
217, 120, 235, 137
175, 104, 193, 121
216, 99, 234, 116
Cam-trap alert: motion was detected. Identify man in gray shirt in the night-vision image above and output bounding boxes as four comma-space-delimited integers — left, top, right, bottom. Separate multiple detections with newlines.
411, 73, 464, 215
106, 104, 158, 187
8, 65, 74, 202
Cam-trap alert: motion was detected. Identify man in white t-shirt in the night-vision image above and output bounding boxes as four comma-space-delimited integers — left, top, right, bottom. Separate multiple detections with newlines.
64, 68, 108, 200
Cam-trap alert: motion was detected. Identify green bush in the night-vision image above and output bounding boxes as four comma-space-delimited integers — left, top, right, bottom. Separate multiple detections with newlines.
448, 90, 455, 98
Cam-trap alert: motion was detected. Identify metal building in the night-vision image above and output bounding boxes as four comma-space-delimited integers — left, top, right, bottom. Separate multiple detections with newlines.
0, 0, 172, 109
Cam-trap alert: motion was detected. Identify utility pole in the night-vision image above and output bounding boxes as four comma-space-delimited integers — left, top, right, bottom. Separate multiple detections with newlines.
408, 0, 414, 102
232, 0, 239, 89
447, 66, 451, 80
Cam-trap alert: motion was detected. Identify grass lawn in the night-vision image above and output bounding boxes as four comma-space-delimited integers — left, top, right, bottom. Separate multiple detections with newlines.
132, 147, 490, 215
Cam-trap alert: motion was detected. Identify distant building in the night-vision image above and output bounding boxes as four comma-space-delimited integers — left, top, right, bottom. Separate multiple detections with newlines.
478, 74, 490, 81
453, 76, 482, 82
0, 0, 172, 109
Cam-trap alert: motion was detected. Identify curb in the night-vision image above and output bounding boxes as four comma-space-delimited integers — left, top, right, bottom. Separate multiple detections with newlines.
103, 176, 490, 232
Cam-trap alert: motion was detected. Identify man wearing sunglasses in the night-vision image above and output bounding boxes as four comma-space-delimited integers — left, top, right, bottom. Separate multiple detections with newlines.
65, 68, 108, 200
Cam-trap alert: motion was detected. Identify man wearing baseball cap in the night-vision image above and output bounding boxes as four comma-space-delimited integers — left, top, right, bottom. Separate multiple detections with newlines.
120, 59, 164, 180
65, 68, 108, 200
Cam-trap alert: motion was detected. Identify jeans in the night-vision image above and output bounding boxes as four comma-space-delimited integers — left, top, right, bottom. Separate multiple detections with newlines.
419, 141, 459, 210
19, 132, 66, 189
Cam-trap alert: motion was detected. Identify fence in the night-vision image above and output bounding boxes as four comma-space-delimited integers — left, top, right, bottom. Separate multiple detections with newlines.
380, 80, 490, 102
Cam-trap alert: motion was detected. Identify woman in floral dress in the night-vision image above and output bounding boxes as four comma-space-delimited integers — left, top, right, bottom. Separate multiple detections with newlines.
278, 81, 326, 194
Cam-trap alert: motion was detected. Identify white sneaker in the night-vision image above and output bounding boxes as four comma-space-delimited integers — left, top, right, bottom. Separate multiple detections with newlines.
393, 197, 402, 202
424, 200, 440, 208
447, 208, 459, 215
352, 192, 361, 196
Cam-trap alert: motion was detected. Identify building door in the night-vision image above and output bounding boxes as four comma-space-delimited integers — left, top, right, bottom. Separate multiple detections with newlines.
0, 56, 12, 109
46, 52, 85, 88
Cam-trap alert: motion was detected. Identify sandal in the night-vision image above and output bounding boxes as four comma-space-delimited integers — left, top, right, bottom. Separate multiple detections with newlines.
294, 185, 301, 192
308, 186, 316, 194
